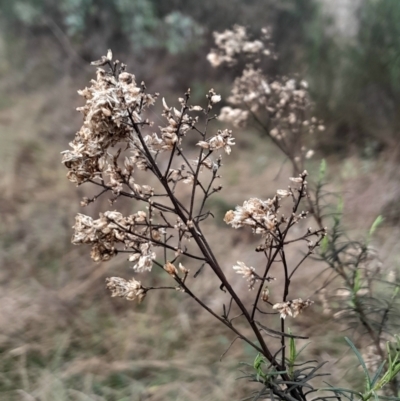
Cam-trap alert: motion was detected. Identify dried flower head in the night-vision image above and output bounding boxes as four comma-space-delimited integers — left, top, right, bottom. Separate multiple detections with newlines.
164, 262, 178, 277
218, 106, 249, 127
272, 298, 313, 319
62, 56, 158, 186
233, 261, 257, 290
207, 25, 273, 67
197, 129, 235, 154
72, 211, 157, 270
224, 197, 277, 239
261, 287, 270, 302
105, 277, 146, 302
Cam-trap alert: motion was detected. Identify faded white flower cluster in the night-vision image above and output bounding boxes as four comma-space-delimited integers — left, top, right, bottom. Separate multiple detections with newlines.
72, 210, 157, 271
147, 96, 196, 152
224, 197, 278, 233
208, 26, 323, 165
225, 172, 318, 319
272, 299, 314, 319
218, 106, 249, 127
60, 50, 245, 312
62, 49, 318, 332
222, 177, 306, 246
61, 52, 158, 186
197, 129, 235, 154
227, 71, 324, 138
227, 66, 271, 112
233, 261, 275, 290
105, 277, 146, 303
233, 261, 257, 290
207, 25, 273, 67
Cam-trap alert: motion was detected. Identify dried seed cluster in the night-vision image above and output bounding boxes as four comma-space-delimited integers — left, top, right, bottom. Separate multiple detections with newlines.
62, 45, 323, 339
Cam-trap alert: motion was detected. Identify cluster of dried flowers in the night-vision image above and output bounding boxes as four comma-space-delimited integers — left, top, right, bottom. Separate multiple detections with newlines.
225, 171, 325, 315
62, 50, 232, 301
205, 27, 400, 398
62, 43, 332, 401
208, 26, 323, 172
106, 276, 146, 303
62, 44, 326, 317
207, 25, 274, 67
72, 211, 157, 270
272, 298, 314, 319
61, 50, 158, 188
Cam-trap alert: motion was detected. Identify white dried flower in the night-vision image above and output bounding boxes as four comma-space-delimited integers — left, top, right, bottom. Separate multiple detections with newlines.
242, 40, 264, 53
196, 129, 235, 154
207, 52, 223, 67
300, 80, 308, 89
276, 189, 291, 198
305, 149, 314, 159
272, 302, 293, 319
218, 106, 249, 127
182, 174, 195, 185
291, 298, 313, 317
179, 263, 189, 275
105, 277, 146, 302
289, 177, 304, 184
211, 94, 221, 104
233, 261, 257, 290
272, 298, 313, 319
130, 242, 155, 272
224, 198, 276, 235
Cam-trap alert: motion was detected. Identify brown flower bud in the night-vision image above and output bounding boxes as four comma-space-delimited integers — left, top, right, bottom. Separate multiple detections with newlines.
164, 262, 178, 277
261, 287, 269, 302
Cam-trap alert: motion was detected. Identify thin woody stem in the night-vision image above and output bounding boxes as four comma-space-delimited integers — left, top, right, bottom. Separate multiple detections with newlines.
128, 116, 298, 386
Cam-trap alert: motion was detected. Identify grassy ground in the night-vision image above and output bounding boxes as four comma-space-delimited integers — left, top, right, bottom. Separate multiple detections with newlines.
1, 57, 400, 401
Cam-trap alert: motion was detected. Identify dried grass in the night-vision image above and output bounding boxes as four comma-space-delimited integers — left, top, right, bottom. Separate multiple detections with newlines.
1, 61, 399, 401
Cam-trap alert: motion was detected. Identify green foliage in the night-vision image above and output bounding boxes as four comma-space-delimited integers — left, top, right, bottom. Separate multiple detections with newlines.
305, 0, 400, 154
343, 337, 400, 401
369, 215, 384, 238
0, 0, 204, 55
318, 159, 327, 183
287, 329, 311, 380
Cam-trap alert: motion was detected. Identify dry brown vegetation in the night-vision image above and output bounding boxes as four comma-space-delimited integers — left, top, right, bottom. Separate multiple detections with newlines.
1, 14, 400, 401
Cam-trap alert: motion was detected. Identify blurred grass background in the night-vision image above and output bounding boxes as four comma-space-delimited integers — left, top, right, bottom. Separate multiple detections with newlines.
1, 0, 400, 400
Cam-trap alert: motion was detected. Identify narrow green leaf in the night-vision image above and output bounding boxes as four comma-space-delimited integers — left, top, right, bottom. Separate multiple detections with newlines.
288, 328, 296, 377
320, 386, 362, 396
371, 361, 385, 387
320, 235, 329, 254
345, 337, 371, 389
289, 328, 296, 359
354, 269, 362, 293
369, 215, 384, 237
337, 197, 344, 214
263, 370, 288, 376
319, 159, 327, 182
